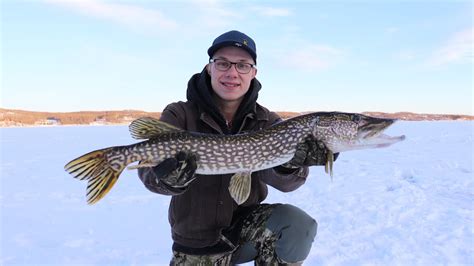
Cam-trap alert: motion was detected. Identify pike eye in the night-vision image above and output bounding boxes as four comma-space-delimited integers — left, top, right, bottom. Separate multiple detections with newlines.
352, 115, 361, 123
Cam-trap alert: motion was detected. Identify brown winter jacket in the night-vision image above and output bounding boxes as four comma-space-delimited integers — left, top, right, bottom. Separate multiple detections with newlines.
138, 69, 308, 248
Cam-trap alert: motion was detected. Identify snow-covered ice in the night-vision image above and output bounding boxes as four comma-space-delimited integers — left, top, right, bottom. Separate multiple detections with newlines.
1, 121, 472, 265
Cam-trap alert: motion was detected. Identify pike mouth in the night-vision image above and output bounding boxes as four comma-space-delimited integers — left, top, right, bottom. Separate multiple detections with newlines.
372, 133, 406, 148
358, 118, 396, 139
350, 118, 405, 150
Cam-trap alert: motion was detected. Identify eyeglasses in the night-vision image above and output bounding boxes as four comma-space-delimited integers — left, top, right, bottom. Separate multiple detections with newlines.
209, 58, 256, 74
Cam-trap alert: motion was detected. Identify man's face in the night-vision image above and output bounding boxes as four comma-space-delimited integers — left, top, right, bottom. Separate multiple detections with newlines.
207, 46, 257, 104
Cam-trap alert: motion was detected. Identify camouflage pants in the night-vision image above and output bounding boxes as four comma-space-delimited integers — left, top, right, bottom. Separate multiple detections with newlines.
171, 250, 233, 266
170, 204, 317, 265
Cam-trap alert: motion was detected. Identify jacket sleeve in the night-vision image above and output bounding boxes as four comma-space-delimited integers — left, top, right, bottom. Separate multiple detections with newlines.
257, 111, 309, 192
256, 167, 309, 192
137, 103, 187, 195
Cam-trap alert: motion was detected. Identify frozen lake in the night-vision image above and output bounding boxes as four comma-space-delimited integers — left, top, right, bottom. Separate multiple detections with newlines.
1, 121, 472, 265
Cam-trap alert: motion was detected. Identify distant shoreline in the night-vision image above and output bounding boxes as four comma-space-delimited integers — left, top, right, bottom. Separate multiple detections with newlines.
1, 108, 472, 127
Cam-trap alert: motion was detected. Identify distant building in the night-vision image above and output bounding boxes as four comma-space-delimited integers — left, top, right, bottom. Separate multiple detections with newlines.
36, 117, 61, 125
90, 116, 107, 125
122, 116, 134, 122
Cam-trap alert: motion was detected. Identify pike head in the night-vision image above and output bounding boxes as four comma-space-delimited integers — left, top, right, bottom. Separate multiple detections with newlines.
312, 112, 405, 153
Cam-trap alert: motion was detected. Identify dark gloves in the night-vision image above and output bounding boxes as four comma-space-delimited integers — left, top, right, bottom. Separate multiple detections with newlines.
275, 135, 339, 174
151, 151, 198, 191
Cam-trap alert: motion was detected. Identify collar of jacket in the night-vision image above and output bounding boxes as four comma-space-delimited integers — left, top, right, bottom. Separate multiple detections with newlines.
199, 111, 264, 134
186, 67, 263, 134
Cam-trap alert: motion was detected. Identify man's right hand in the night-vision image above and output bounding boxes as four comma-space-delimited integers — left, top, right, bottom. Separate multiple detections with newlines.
152, 151, 198, 189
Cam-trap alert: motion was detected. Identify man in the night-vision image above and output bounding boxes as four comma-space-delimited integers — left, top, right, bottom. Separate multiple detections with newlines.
138, 30, 336, 265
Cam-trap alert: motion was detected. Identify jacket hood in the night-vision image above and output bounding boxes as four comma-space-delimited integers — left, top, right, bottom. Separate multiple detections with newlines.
186, 67, 262, 133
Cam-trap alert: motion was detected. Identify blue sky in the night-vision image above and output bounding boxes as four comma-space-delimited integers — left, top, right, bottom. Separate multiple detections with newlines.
2, 0, 472, 115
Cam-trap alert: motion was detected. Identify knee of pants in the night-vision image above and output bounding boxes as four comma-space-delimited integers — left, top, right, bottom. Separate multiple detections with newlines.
266, 204, 317, 263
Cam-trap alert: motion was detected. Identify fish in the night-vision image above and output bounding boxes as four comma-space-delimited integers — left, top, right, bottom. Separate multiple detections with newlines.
64, 112, 405, 205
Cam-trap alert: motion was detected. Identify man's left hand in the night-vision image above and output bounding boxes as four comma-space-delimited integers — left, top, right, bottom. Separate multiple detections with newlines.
280, 135, 339, 169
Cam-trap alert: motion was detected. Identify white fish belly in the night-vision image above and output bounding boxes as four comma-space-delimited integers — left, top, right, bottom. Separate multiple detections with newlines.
195, 153, 294, 175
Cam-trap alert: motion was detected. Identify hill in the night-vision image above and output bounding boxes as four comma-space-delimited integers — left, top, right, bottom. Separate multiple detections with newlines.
0, 108, 472, 127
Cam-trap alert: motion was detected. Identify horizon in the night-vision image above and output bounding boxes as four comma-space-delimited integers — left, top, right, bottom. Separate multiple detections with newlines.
1, 106, 472, 117
2, 1, 473, 115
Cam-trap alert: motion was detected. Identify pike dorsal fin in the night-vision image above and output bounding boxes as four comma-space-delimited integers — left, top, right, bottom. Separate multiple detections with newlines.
129, 117, 182, 139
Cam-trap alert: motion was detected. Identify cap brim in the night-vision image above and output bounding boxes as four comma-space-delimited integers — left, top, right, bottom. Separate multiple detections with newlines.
208, 41, 256, 63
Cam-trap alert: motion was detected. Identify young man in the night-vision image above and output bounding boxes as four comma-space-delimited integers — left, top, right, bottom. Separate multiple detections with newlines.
138, 30, 336, 265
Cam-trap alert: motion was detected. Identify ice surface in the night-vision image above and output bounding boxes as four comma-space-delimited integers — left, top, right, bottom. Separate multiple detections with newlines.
1, 121, 472, 265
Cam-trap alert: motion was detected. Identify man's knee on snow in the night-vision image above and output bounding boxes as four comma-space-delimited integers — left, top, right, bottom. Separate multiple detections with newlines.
265, 204, 317, 263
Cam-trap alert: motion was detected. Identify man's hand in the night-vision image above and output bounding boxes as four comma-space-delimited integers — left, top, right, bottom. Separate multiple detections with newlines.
152, 151, 198, 189
280, 135, 339, 170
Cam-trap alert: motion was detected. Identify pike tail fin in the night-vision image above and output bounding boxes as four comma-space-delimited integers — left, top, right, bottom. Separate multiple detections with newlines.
64, 148, 125, 204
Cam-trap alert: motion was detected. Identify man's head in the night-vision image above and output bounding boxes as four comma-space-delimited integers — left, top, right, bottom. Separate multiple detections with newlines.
206, 31, 258, 105
207, 30, 257, 64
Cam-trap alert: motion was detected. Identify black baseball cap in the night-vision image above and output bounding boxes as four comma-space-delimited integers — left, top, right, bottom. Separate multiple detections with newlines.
207, 30, 257, 63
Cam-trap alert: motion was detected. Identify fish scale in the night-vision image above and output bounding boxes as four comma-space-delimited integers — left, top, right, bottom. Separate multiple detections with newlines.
65, 112, 405, 205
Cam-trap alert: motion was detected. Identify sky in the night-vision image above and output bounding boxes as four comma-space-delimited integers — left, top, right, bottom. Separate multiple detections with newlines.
1, 0, 472, 115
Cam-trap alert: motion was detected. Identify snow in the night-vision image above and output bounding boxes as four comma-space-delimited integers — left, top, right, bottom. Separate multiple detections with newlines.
1, 121, 473, 265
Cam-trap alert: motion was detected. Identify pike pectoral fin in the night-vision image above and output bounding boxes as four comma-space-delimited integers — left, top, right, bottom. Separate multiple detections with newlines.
228, 171, 252, 205
325, 151, 334, 180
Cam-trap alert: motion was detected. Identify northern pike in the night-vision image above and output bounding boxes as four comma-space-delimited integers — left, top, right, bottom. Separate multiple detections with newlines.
64, 112, 405, 205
